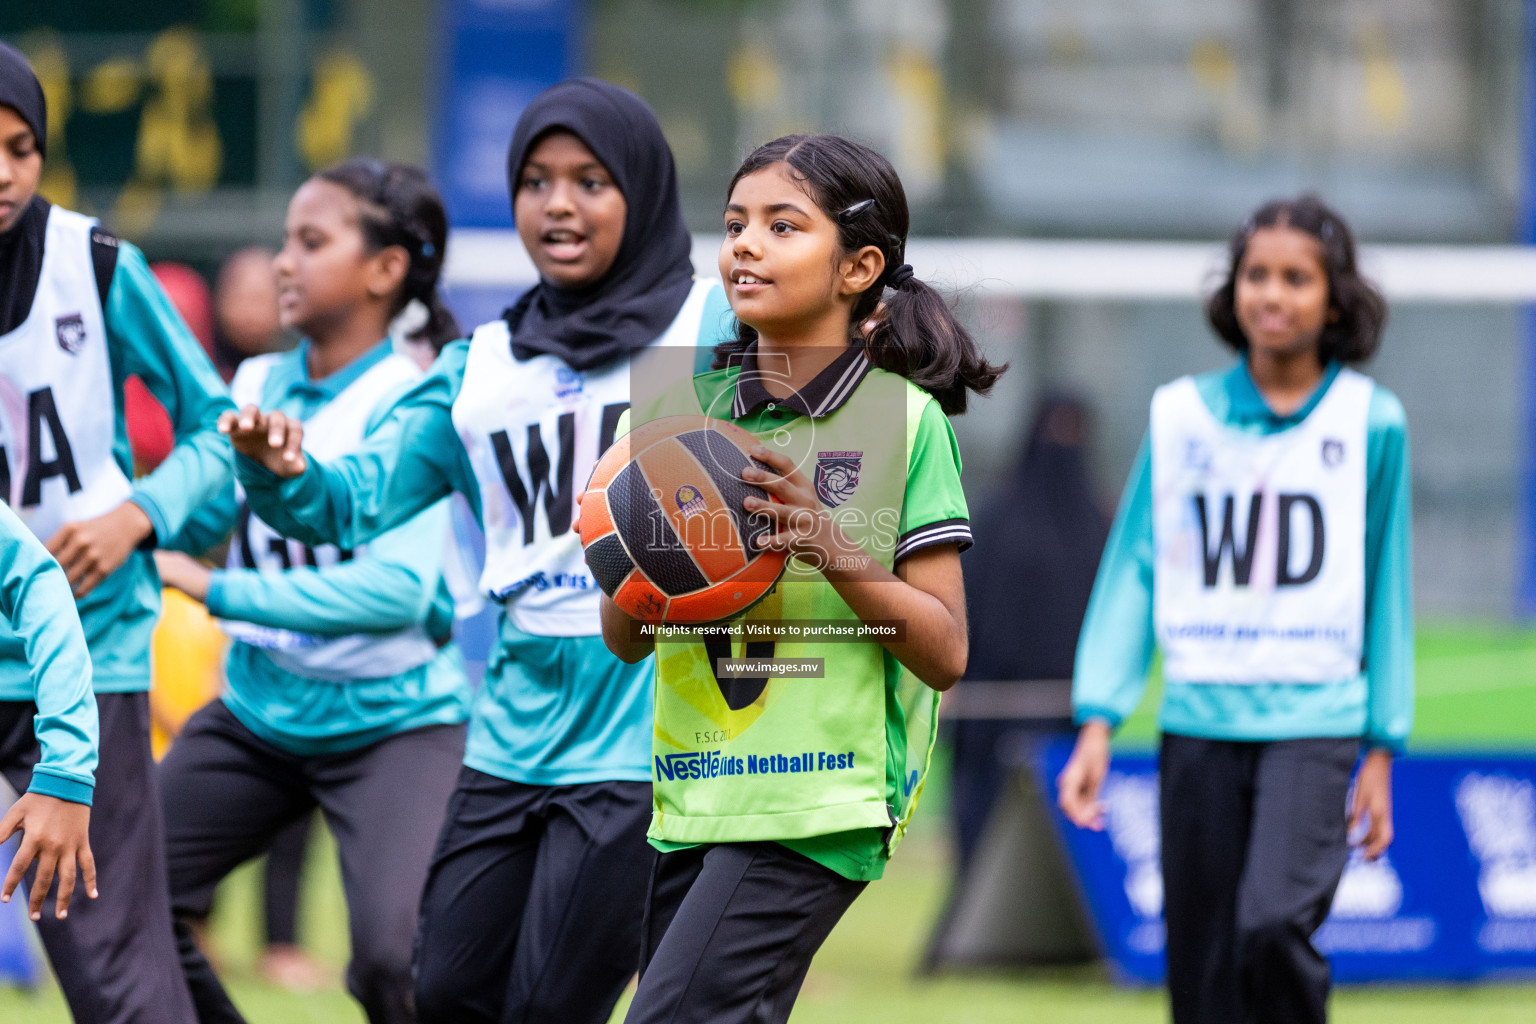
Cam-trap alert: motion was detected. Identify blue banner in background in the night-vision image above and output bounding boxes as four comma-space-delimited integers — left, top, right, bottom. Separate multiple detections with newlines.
1034, 742, 1536, 984
433, 0, 578, 230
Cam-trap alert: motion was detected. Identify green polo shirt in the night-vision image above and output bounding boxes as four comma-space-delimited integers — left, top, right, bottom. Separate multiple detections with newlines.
631, 343, 970, 881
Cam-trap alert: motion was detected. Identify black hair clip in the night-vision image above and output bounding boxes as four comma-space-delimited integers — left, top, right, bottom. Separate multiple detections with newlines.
837, 199, 876, 224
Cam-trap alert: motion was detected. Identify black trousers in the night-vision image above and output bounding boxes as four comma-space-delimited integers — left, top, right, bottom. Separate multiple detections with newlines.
160, 699, 464, 1024
413, 770, 653, 1024
626, 841, 867, 1024
1160, 733, 1357, 1024
262, 813, 313, 946
0, 692, 197, 1024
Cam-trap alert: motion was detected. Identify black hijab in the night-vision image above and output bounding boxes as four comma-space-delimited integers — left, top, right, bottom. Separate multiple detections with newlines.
502, 78, 695, 371
0, 42, 45, 158
963, 396, 1111, 683
0, 42, 50, 337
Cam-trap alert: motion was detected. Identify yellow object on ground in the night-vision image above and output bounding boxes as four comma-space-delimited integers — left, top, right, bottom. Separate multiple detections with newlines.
150, 587, 226, 757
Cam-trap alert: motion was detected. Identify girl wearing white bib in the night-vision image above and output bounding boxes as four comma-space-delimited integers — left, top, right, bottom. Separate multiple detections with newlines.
153, 160, 470, 1024
220, 81, 734, 1024
0, 43, 236, 1024
1058, 196, 1413, 1024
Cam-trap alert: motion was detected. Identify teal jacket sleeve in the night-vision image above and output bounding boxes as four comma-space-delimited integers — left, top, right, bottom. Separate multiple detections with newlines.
106, 243, 236, 543
157, 479, 241, 556
1071, 433, 1156, 730
1362, 388, 1414, 752
0, 504, 97, 805
205, 499, 450, 636
237, 342, 477, 550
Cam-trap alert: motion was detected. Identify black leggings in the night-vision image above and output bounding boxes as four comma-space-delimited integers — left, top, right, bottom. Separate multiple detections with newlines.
262, 813, 313, 946
412, 769, 654, 1024
627, 841, 867, 1024
160, 700, 464, 1024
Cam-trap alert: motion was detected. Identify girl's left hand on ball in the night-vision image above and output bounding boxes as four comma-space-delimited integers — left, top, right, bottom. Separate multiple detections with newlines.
741, 446, 857, 570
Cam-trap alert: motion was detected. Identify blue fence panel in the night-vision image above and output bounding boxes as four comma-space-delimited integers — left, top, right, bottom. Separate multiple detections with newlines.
1033, 741, 1536, 984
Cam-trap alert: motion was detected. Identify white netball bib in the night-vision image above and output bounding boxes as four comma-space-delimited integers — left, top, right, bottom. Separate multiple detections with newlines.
453, 278, 715, 636
0, 206, 133, 540
1150, 370, 1371, 683
223, 351, 442, 681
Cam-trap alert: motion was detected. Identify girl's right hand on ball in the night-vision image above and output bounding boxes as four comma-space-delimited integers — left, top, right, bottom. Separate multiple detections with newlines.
1057, 720, 1112, 831
219, 405, 307, 477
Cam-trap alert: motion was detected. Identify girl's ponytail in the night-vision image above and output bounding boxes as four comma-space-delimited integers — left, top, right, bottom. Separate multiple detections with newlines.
418, 292, 461, 352
716, 135, 1004, 414
866, 270, 1003, 416
318, 158, 462, 353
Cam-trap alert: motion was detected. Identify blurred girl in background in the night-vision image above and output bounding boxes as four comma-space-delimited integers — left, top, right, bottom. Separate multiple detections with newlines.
1057, 195, 1413, 1024
154, 158, 470, 1024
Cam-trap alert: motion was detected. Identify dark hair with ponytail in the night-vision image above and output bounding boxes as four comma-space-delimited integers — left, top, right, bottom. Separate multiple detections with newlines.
714, 134, 1004, 415
1206, 194, 1386, 364
316, 158, 461, 352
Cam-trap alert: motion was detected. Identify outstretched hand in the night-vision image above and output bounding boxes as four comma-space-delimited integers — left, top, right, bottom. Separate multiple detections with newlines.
218, 405, 307, 478
0, 793, 97, 921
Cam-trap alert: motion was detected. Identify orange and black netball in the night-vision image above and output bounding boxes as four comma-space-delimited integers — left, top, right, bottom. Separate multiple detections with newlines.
579, 415, 788, 624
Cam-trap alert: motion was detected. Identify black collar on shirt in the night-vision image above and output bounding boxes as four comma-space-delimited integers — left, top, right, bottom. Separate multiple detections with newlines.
730, 342, 872, 419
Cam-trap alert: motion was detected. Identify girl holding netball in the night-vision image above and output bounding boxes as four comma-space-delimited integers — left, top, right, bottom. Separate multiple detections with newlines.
1057, 195, 1412, 1024
153, 159, 470, 1024
218, 80, 733, 1024
0, 41, 232, 1024
599, 133, 1003, 1024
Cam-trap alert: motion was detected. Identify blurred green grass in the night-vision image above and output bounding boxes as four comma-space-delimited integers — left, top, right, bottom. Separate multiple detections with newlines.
2, 621, 1534, 1022
1117, 620, 1536, 748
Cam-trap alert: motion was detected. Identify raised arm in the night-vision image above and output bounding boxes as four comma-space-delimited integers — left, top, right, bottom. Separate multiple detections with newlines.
111, 243, 236, 542
228, 344, 478, 551
165, 499, 453, 637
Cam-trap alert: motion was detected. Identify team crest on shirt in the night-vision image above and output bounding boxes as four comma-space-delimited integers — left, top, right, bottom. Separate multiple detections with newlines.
1322, 438, 1345, 467
55, 313, 86, 355
815, 451, 862, 508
